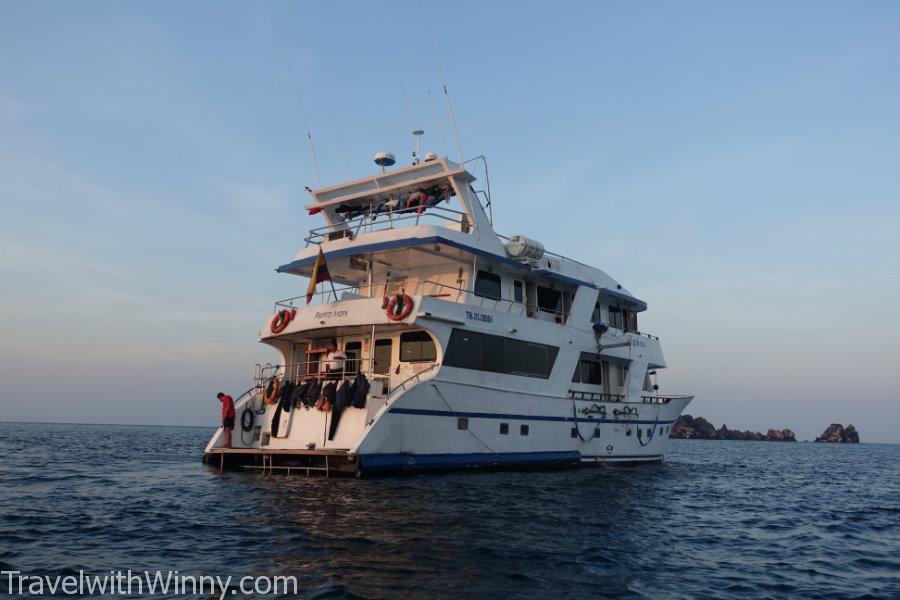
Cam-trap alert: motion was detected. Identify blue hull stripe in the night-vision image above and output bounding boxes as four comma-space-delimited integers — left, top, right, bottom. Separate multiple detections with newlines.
359, 451, 582, 472
388, 407, 676, 426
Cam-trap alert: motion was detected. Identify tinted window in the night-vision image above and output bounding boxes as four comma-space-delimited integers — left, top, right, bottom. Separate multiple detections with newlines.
608, 306, 624, 329
480, 332, 506, 373
444, 328, 558, 378
537, 286, 561, 313
513, 280, 523, 303
580, 360, 603, 384
400, 331, 436, 362
474, 270, 501, 300
591, 300, 602, 322
507, 339, 550, 377
442, 329, 481, 370
571, 352, 603, 385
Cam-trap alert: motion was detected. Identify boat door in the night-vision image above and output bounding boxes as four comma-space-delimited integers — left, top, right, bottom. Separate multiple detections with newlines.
371, 338, 393, 395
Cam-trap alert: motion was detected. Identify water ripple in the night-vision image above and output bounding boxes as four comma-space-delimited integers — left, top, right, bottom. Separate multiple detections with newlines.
0, 422, 898, 599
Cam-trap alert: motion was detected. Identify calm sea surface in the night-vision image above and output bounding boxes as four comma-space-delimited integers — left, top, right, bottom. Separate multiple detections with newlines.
1, 422, 898, 599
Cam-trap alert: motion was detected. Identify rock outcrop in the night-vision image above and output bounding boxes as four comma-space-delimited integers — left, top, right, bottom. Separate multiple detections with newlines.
670, 415, 796, 442
815, 423, 860, 443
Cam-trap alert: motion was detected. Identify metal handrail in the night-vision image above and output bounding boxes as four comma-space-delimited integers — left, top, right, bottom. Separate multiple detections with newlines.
257, 358, 376, 384
304, 205, 470, 246
387, 363, 439, 399
273, 278, 572, 323
641, 395, 692, 404
568, 390, 627, 402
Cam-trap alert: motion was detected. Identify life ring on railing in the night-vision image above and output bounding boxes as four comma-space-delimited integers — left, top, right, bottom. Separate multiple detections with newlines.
270, 309, 296, 334
385, 294, 414, 321
265, 378, 280, 405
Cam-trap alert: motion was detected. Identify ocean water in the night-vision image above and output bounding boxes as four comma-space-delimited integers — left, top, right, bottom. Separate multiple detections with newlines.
1, 422, 898, 599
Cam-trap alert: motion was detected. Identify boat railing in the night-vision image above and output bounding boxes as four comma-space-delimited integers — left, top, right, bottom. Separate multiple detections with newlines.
256, 358, 377, 386
273, 280, 569, 323
419, 279, 571, 323
568, 391, 627, 402
640, 395, 691, 404
387, 363, 440, 400
304, 205, 471, 246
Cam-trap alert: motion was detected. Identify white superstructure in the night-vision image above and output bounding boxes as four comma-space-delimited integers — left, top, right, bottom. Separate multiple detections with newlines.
203, 155, 692, 475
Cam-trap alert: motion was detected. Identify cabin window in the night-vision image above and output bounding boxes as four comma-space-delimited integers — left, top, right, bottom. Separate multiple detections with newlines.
457, 417, 468, 430
474, 270, 502, 300
399, 331, 436, 362
608, 306, 624, 330
507, 340, 552, 377
513, 280, 523, 303
572, 360, 603, 385
499, 423, 509, 435
624, 310, 638, 333
443, 328, 559, 378
591, 299, 603, 323
617, 366, 626, 387
520, 424, 529, 436
571, 352, 604, 385
536, 285, 562, 315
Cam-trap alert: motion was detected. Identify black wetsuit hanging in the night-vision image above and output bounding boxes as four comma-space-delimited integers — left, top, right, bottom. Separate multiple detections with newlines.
328, 380, 351, 440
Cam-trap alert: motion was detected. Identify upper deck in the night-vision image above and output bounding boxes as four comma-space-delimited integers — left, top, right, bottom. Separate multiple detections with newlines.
281, 157, 647, 313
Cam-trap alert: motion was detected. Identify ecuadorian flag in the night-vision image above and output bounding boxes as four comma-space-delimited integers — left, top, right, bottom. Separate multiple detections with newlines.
306, 247, 331, 304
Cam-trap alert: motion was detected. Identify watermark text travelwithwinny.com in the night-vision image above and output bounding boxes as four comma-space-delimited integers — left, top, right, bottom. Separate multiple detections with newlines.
2, 570, 298, 598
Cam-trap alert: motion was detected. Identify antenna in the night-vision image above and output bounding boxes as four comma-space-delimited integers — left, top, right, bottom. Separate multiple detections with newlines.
330, 106, 353, 178
279, 41, 322, 186
420, 4, 464, 163
427, 88, 448, 158
412, 129, 424, 164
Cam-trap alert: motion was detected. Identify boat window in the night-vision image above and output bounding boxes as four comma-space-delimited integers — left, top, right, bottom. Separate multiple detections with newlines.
499, 423, 509, 435
513, 280, 523, 303
536, 285, 562, 314
457, 418, 468, 430
591, 299, 603, 323
443, 328, 559, 378
506, 340, 550, 377
617, 366, 626, 387
474, 270, 502, 300
624, 309, 638, 333
572, 360, 603, 385
571, 352, 603, 385
520, 424, 529, 436
373, 339, 392, 375
399, 331, 436, 362
570, 427, 578, 438
608, 306, 624, 330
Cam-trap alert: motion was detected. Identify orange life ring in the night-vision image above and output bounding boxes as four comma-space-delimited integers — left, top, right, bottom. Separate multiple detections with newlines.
270, 309, 296, 334
265, 378, 280, 405
386, 294, 414, 321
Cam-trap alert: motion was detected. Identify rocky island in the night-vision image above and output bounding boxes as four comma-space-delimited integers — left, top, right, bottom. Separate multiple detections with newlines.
815, 423, 860, 443
670, 415, 796, 441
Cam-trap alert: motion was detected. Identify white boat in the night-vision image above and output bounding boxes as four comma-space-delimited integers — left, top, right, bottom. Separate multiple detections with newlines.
203, 153, 692, 475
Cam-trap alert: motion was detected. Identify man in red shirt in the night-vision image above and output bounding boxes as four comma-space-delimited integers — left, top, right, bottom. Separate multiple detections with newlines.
217, 392, 236, 448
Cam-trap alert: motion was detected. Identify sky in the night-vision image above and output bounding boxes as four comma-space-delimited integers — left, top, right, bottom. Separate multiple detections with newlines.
1, 1, 898, 442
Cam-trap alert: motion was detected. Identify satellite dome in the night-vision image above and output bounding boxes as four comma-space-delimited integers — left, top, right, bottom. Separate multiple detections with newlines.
373, 152, 396, 168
